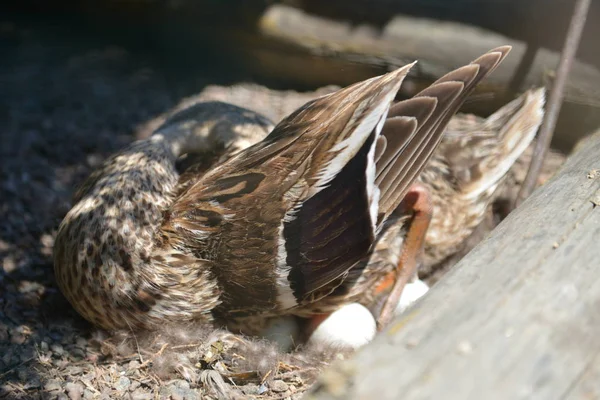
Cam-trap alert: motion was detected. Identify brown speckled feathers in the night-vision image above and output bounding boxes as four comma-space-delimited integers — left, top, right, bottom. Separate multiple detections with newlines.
54, 47, 510, 332
419, 88, 545, 271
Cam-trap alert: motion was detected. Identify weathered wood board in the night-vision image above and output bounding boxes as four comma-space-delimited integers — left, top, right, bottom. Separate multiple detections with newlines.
247, 5, 600, 151
305, 133, 600, 400
254, 5, 600, 96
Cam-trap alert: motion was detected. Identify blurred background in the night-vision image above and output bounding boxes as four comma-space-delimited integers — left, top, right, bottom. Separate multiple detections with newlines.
3, 0, 600, 149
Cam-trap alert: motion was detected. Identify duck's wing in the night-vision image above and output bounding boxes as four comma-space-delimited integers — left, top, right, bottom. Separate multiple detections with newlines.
163, 47, 511, 313
374, 48, 512, 222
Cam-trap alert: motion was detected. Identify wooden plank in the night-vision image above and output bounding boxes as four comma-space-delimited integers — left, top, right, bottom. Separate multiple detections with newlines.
255, 5, 600, 99
247, 5, 600, 151
305, 133, 600, 400
564, 350, 600, 400
286, 0, 600, 69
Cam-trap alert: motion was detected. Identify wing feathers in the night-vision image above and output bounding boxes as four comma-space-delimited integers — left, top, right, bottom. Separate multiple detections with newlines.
304, 64, 414, 194
373, 136, 387, 164
165, 47, 512, 312
377, 81, 466, 213
375, 115, 420, 181
376, 46, 511, 219
281, 48, 510, 302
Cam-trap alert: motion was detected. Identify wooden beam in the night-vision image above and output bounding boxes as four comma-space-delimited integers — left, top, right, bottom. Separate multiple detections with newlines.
254, 5, 600, 97
306, 131, 600, 400
243, 5, 600, 151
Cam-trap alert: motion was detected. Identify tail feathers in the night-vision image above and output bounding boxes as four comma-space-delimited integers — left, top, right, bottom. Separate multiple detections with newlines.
445, 88, 546, 200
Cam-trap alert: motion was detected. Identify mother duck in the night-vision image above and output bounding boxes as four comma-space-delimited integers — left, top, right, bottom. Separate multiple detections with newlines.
54, 47, 511, 333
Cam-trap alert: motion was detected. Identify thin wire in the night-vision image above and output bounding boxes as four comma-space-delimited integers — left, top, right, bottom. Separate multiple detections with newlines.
515, 0, 591, 207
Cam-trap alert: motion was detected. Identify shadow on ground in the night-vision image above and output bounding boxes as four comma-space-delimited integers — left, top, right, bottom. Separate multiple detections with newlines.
0, 14, 247, 398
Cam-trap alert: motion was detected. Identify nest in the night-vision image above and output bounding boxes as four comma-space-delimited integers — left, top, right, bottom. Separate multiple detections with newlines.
96, 324, 349, 399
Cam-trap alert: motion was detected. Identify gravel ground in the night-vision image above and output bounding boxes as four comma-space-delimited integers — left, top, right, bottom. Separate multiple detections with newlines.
0, 22, 168, 400
0, 15, 567, 400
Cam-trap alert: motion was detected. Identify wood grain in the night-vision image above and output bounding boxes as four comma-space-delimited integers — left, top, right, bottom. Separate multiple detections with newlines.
306, 132, 600, 400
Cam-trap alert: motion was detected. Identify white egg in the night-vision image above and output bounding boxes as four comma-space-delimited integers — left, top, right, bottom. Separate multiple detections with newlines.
307, 303, 377, 350
395, 279, 429, 315
264, 280, 429, 351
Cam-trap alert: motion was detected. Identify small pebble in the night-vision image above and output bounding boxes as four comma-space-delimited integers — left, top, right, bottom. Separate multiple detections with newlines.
65, 381, 84, 400
159, 381, 197, 400
10, 331, 26, 345
17, 368, 28, 381
173, 379, 190, 390
44, 379, 62, 392
258, 383, 268, 395
50, 343, 65, 356
75, 337, 88, 348
115, 376, 130, 392
1, 353, 12, 365
270, 380, 289, 393
83, 388, 96, 400
0, 327, 9, 342
169, 390, 185, 400
23, 376, 42, 390
70, 348, 86, 359
130, 389, 153, 400
241, 384, 260, 395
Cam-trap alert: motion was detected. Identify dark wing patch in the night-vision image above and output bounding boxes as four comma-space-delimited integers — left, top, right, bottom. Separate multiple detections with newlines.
284, 132, 377, 299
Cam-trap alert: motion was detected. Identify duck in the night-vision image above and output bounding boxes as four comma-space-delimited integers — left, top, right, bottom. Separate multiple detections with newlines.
53, 47, 511, 335
163, 83, 547, 327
